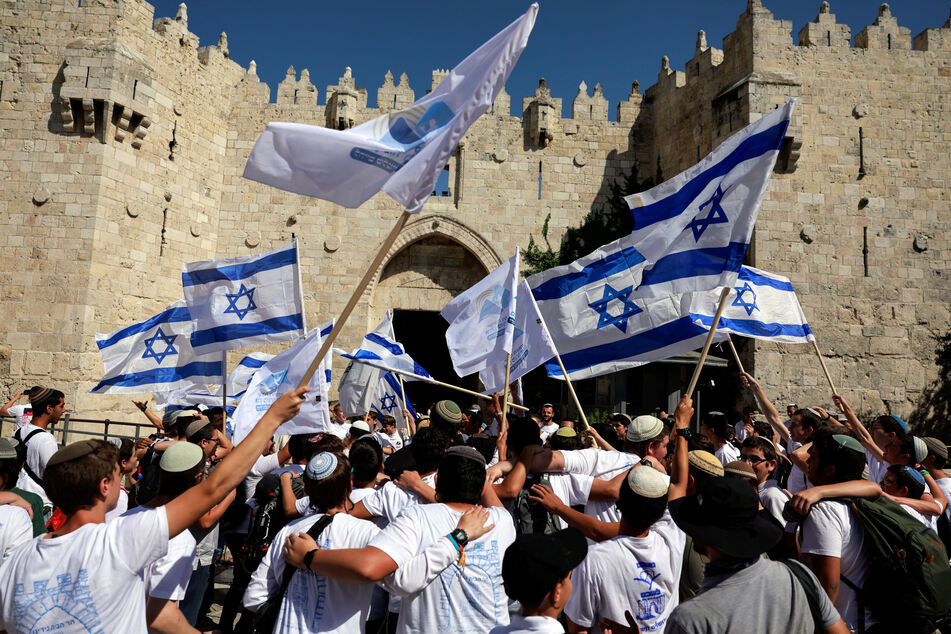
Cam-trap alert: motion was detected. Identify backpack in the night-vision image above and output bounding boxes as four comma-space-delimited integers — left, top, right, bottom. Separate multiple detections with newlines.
130, 442, 161, 508
513, 472, 559, 536
238, 472, 306, 574
840, 496, 951, 631
13, 428, 46, 487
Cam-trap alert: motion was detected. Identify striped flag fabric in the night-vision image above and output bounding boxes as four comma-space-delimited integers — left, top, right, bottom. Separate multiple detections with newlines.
244, 4, 537, 214
90, 300, 223, 394
372, 372, 417, 431
689, 265, 814, 343
182, 242, 306, 354
625, 100, 795, 298
338, 312, 430, 380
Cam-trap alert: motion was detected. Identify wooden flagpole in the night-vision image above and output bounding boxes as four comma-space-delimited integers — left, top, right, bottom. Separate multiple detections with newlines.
500, 352, 512, 435
685, 287, 731, 400
397, 374, 407, 411
297, 211, 411, 388
385, 366, 529, 412
552, 351, 590, 431
221, 350, 228, 415
812, 340, 838, 394
726, 336, 746, 375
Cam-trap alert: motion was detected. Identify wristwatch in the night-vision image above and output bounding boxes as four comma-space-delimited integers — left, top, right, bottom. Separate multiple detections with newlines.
449, 528, 469, 549
675, 427, 693, 441
303, 548, 318, 570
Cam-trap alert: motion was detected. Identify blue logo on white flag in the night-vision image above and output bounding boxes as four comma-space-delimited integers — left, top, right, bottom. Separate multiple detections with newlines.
223, 284, 257, 320
141, 328, 178, 364
259, 369, 288, 394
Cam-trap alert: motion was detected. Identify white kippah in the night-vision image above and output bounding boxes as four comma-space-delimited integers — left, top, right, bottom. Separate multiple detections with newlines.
626, 466, 668, 499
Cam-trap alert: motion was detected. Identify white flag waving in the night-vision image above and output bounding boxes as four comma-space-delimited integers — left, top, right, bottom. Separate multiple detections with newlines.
442, 248, 519, 377
243, 4, 537, 213
230, 325, 331, 445
479, 280, 558, 394
337, 356, 382, 418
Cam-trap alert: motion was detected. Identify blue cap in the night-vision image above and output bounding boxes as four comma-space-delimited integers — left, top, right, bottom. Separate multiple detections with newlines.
903, 466, 926, 488
888, 415, 909, 434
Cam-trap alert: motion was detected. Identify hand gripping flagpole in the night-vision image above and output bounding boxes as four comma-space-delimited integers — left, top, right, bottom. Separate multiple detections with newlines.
297, 212, 411, 388
685, 287, 731, 400
812, 340, 838, 395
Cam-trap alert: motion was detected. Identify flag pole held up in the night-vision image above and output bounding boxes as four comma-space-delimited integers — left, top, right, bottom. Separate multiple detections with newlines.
384, 366, 528, 412
812, 340, 838, 394
500, 352, 512, 435
726, 336, 746, 375
297, 212, 410, 388
686, 287, 731, 399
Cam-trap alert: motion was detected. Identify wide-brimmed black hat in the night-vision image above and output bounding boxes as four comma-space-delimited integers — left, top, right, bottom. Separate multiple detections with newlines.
668, 477, 783, 559
502, 527, 588, 606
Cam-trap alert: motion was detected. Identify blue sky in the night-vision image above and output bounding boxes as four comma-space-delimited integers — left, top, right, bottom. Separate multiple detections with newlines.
154, 0, 948, 119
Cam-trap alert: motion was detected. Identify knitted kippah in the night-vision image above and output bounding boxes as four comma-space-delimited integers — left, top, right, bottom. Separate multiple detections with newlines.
688, 450, 724, 477
159, 442, 204, 473
626, 415, 664, 442
554, 427, 577, 438
724, 460, 757, 483
625, 466, 668, 499
306, 452, 339, 481
433, 400, 462, 424
47, 440, 101, 468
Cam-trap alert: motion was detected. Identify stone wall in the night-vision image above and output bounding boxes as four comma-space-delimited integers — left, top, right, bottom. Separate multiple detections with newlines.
1, 0, 949, 421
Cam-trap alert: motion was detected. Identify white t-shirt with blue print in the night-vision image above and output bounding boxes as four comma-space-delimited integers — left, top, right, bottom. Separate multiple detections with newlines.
369, 503, 517, 634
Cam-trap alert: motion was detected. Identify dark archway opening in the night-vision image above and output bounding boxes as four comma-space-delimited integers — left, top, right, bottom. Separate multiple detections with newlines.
392, 309, 480, 414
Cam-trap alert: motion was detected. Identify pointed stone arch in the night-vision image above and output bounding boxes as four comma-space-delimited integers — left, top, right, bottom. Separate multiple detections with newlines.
365, 214, 502, 327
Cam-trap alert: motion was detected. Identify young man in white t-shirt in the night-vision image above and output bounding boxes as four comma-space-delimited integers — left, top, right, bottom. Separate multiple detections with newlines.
376, 415, 406, 455
740, 436, 797, 551
700, 411, 739, 467
492, 528, 588, 634
284, 445, 516, 634
538, 404, 559, 444
0, 386, 309, 634
12, 387, 65, 515
0, 386, 41, 429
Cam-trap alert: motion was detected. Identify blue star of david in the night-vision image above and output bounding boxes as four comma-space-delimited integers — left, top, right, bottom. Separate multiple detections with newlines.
223, 284, 257, 320
142, 327, 178, 364
379, 393, 398, 413
588, 284, 642, 333
687, 183, 732, 241
732, 281, 759, 316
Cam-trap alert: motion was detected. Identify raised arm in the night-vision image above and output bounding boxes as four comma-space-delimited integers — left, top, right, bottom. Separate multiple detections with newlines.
789, 479, 882, 516
832, 394, 884, 463
280, 472, 303, 520
133, 399, 164, 431
0, 391, 23, 418
740, 373, 788, 444
669, 396, 693, 502
164, 387, 308, 538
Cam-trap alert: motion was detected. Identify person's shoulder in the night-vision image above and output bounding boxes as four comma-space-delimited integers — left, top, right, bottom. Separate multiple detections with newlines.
0, 504, 31, 526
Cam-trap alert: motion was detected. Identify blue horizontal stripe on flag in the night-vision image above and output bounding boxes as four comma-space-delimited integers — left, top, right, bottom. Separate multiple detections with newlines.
693, 314, 813, 339
345, 350, 383, 362
237, 356, 269, 369
91, 360, 223, 391
365, 333, 405, 356
545, 316, 708, 376
320, 323, 334, 337
638, 242, 748, 287
190, 314, 304, 348
631, 120, 789, 230
738, 267, 795, 292
96, 306, 192, 350
530, 247, 646, 302
412, 363, 431, 379
181, 246, 297, 287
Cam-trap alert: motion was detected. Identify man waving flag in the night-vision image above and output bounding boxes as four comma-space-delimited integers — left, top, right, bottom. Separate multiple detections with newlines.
244, 4, 538, 213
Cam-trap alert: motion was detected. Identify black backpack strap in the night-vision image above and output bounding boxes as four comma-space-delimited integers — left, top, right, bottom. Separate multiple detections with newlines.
275, 514, 335, 597
780, 559, 825, 634
16, 429, 48, 487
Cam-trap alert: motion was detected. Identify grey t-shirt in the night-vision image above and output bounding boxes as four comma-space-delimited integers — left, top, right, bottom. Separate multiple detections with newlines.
666, 557, 839, 633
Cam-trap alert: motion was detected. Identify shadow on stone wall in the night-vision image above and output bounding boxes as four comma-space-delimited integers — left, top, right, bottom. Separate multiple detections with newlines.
909, 332, 951, 439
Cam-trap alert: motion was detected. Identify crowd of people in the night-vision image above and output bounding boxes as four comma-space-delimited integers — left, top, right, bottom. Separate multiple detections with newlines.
0, 371, 949, 634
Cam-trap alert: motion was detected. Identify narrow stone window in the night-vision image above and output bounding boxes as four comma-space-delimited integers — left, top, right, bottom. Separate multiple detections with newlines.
537, 161, 543, 200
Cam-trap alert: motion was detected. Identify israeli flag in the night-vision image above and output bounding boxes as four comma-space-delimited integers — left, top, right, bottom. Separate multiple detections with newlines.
337, 356, 382, 418
442, 249, 520, 378
339, 312, 431, 380
90, 300, 223, 394
689, 266, 814, 343
182, 242, 306, 354
226, 352, 274, 399
244, 5, 537, 213
372, 372, 418, 431
229, 324, 332, 445
625, 100, 796, 298
479, 280, 558, 394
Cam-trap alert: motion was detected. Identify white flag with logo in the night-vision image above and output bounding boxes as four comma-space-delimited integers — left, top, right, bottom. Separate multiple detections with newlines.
479, 280, 558, 394
243, 5, 537, 213
441, 248, 519, 377
230, 325, 331, 444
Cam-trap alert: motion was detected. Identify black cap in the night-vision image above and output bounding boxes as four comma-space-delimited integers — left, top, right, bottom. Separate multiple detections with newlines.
502, 527, 588, 606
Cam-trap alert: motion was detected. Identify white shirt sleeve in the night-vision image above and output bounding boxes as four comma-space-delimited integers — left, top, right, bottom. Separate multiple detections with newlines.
368, 506, 424, 568
110, 506, 171, 576
295, 496, 311, 516
380, 537, 458, 597
549, 473, 593, 506
148, 536, 197, 600
801, 503, 845, 557
32, 433, 59, 477
0, 506, 33, 561
560, 448, 600, 477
